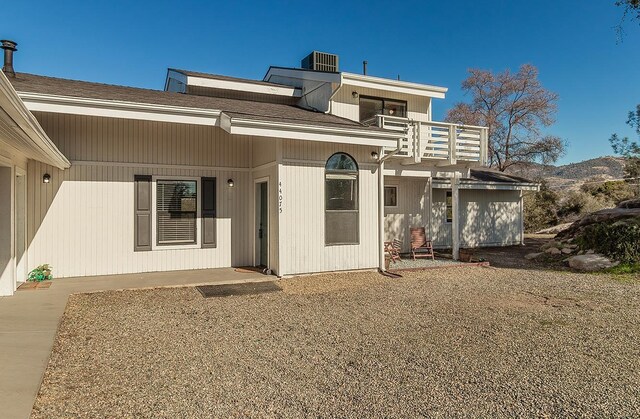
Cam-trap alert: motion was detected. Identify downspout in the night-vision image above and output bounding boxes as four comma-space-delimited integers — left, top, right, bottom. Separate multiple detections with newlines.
377, 138, 403, 272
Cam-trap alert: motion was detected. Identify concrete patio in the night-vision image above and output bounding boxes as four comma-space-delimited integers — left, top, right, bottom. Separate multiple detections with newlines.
0, 267, 267, 419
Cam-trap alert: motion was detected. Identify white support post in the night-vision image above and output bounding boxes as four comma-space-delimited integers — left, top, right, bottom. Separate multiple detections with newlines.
480, 128, 489, 166
451, 172, 460, 261
426, 178, 432, 240
448, 125, 457, 165
519, 190, 525, 245
378, 156, 386, 271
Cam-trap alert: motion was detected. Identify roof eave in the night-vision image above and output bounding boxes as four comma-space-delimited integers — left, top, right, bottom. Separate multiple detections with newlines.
0, 73, 70, 169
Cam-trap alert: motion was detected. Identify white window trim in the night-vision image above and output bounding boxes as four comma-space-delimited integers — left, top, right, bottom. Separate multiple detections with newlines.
384, 185, 399, 208
151, 175, 201, 251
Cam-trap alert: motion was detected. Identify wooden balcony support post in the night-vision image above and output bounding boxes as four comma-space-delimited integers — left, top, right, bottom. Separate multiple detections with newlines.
448, 125, 457, 165
451, 172, 460, 261
479, 127, 489, 165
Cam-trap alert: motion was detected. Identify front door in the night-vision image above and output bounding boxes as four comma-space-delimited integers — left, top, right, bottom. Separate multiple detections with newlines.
255, 181, 268, 267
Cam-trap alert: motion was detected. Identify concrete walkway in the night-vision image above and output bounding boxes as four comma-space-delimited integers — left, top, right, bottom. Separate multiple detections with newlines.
0, 268, 266, 419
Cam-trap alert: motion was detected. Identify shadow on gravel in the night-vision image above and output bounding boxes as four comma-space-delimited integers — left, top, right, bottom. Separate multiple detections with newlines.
196, 281, 282, 298
473, 237, 571, 272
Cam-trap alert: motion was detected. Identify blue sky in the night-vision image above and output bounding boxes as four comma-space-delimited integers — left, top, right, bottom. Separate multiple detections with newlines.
4, 0, 640, 164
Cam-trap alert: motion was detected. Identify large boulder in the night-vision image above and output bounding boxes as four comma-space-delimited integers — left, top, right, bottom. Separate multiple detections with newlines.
618, 198, 640, 209
568, 254, 619, 271
556, 207, 640, 239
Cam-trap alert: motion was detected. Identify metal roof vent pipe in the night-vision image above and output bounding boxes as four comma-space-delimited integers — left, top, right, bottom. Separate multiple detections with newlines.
1, 40, 17, 77
363, 60, 367, 76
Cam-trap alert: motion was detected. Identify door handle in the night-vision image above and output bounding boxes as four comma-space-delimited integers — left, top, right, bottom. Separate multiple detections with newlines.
258, 228, 263, 239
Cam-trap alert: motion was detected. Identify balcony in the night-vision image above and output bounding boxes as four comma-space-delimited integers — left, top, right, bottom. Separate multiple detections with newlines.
377, 115, 489, 166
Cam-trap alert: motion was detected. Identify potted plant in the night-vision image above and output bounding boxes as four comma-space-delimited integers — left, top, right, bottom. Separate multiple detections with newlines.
27, 264, 54, 282
459, 249, 473, 263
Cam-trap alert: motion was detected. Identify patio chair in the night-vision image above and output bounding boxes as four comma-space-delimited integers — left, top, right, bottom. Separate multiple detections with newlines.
384, 239, 402, 264
410, 227, 434, 260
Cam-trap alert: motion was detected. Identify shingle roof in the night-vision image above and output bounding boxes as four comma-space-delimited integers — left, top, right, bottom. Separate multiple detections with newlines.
9, 73, 380, 130
468, 169, 536, 184
169, 68, 295, 88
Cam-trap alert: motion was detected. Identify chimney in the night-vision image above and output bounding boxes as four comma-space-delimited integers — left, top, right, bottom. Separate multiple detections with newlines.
1, 40, 17, 77
363, 61, 368, 76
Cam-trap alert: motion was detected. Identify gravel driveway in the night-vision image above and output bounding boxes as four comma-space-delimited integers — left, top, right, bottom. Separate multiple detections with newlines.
32, 267, 640, 418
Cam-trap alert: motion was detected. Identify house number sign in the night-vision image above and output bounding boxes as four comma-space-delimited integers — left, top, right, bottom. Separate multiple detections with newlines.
278, 181, 283, 213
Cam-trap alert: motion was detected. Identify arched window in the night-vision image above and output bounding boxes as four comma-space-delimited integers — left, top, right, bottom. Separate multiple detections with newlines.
325, 153, 359, 245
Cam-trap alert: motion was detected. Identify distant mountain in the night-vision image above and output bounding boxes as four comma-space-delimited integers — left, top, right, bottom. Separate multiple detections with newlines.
506, 156, 626, 191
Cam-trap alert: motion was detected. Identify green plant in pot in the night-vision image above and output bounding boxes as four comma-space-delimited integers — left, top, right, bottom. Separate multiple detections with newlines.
28, 264, 54, 282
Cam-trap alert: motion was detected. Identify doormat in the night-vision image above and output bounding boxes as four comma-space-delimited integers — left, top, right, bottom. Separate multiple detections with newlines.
234, 266, 265, 273
18, 281, 52, 290
196, 281, 281, 298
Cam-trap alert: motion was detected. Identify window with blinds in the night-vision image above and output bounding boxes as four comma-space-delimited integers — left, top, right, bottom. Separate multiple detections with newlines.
156, 180, 197, 245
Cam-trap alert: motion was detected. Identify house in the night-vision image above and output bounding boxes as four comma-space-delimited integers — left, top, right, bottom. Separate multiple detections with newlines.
0, 43, 538, 296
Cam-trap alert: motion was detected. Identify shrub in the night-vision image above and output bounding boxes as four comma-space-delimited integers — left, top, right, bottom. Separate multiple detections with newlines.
524, 181, 559, 232
557, 191, 609, 220
576, 219, 640, 264
27, 264, 53, 282
581, 180, 636, 205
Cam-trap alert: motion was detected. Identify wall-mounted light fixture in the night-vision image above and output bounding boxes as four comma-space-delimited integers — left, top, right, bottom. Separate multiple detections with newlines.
42, 173, 51, 184
352, 91, 359, 99
227, 178, 235, 188
370, 151, 379, 161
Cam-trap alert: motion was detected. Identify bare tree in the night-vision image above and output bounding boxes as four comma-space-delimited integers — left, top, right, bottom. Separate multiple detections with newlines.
446, 64, 565, 172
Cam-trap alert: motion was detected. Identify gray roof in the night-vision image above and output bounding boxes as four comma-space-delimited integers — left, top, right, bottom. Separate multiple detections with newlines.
169, 68, 295, 88
468, 169, 536, 184
9, 72, 380, 130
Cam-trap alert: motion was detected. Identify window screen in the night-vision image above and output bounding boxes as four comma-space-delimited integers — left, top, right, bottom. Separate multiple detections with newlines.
157, 180, 197, 245
384, 186, 398, 207
325, 153, 359, 245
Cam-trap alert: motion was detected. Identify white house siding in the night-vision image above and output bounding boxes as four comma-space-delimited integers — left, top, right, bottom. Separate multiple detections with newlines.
277, 140, 379, 276
383, 177, 429, 253
330, 85, 431, 123
27, 113, 259, 278
431, 188, 521, 248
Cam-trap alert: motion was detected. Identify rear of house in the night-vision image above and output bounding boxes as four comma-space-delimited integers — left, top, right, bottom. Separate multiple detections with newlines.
0, 45, 537, 296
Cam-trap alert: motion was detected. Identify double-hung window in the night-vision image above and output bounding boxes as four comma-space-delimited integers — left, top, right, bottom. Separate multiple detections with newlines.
134, 176, 217, 251
156, 180, 198, 245
325, 153, 359, 245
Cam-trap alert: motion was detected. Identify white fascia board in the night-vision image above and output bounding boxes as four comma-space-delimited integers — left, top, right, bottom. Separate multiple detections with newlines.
226, 117, 398, 148
342, 72, 447, 99
19, 92, 221, 127
187, 75, 301, 97
0, 73, 70, 168
432, 179, 540, 191
263, 67, 341, 85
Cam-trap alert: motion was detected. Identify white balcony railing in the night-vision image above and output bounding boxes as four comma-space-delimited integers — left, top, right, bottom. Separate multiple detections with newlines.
377, 115, 488, 166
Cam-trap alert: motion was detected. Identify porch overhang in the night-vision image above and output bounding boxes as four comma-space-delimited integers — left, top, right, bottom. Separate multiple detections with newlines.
221, 115, 399, 148
19, 92, 222, 127
18, 91, 401, 149
1, 73, 69, 169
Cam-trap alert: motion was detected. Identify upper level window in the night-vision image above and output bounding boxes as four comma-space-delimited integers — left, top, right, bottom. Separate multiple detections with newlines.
325, 153, 359, 245
359, 96, 407, 125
